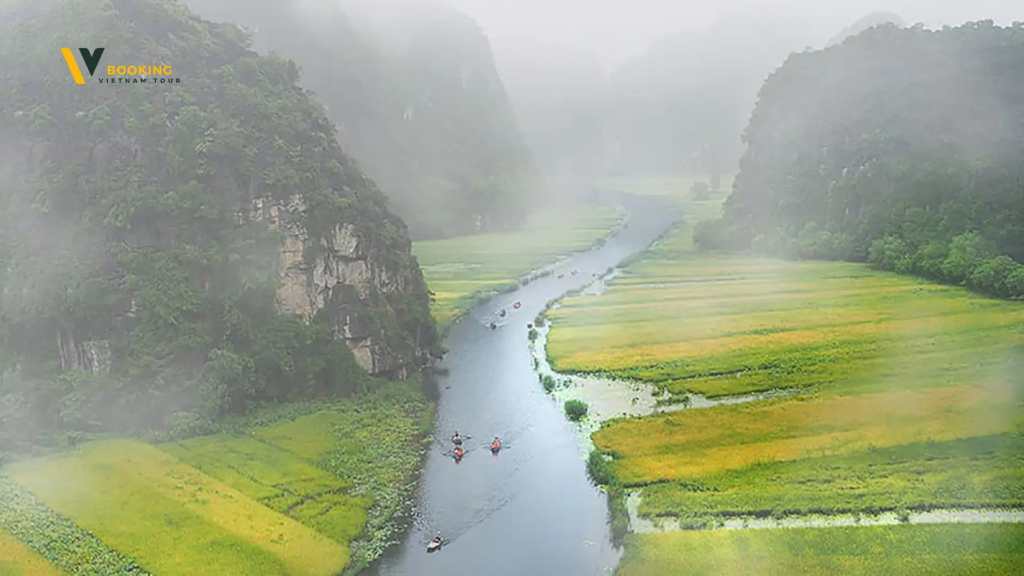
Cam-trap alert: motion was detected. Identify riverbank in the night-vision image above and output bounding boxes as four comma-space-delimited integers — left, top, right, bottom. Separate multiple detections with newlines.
413, 198, 626, 331
540, 179, 1024, 574
369, 192, 679, 576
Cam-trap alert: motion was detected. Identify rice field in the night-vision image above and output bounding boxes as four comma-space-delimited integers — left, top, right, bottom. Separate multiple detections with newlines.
0, 528, 61, 576
637, 434, 1024, 524
543, 185, 1024, 573
414, 202, 624, 329
616, 523, 1024, 576
161, 435, 372, 547
548, 257, 1024, 400
0, 381, 432, 575
5, 440, 349, 576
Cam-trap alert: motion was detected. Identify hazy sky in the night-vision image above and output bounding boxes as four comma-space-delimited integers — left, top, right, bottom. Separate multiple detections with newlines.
436, 0, 1023, 70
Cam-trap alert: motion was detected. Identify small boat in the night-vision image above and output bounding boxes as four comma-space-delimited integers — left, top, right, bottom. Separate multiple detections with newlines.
427, 535, 445, 552
513, 301, 522, 309
499, 309, 507, 317
489, 322, 497, 330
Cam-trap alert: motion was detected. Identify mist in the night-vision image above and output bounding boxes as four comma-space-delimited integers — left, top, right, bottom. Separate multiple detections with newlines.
0, 1, 1021, 575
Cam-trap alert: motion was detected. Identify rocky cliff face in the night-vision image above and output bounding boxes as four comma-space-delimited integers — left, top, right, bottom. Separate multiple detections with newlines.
252, 195, 432, 377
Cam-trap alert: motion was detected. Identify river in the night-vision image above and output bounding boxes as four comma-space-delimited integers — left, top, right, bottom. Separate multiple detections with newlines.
368, 193, 677, 576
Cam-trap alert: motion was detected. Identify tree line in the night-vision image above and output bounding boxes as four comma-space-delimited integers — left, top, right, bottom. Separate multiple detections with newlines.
697, 21, 1024, 299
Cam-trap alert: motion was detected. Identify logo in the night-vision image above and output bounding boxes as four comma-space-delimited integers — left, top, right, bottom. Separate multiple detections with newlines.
61, 48, 104, 84
61, 47, 179, 85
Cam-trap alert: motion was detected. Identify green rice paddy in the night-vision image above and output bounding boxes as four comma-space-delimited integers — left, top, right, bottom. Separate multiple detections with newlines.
543, 183, 1024, 574
616, 523, 1024, 576
0, 381, 432, 575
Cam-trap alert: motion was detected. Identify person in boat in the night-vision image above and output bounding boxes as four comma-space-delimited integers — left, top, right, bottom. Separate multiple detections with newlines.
452, 431, 462, 445
491, 437, 501, 451
513, 301, 521, 309
431, 532, 443, 546
499, 308, 507, 317
489, 321, 497, 330
454, 446, 464, 459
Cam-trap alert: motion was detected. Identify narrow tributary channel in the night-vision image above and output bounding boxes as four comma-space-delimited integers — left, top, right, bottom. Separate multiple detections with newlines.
368, 193, 677, 576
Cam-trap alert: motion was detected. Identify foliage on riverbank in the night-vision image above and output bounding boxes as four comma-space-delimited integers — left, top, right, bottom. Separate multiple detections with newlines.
616, 523, 1024, 576
414, 202, 624, 330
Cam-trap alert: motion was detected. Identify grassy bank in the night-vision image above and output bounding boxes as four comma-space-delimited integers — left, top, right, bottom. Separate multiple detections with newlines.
617, 523, 1024, 576
414, 202, 624, 330
0, 381, 432, 575
543, 180, 1024, 573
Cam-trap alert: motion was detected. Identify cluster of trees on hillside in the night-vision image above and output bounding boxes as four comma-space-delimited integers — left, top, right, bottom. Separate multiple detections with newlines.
184, 0, 534, 239
696, 21, 1024, 299
0, 0, 437, 453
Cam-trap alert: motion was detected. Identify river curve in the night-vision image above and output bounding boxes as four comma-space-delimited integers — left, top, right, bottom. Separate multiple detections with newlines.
368, 192, 677, 576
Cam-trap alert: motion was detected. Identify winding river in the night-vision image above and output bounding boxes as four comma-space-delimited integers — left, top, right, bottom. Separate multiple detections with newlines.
369, 193, 677, 576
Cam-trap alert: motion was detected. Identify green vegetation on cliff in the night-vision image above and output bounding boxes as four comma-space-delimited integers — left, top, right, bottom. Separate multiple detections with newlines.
0, 0, 437, 453
696, 22, 1024, 300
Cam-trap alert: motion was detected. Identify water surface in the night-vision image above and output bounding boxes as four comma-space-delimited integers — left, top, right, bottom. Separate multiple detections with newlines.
369, 193, 676, 576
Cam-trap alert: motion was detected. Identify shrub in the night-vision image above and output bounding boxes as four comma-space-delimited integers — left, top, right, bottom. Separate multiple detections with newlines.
564, 399, 589, 421
587, 450, 615, 486
969, 255, 1019, 296
528, 328, 539, 342
941, 232, 994, 282
541, 374, 556, 393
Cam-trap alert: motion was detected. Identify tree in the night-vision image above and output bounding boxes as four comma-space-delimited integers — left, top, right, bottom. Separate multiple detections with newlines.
697, 22, 1024, 300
